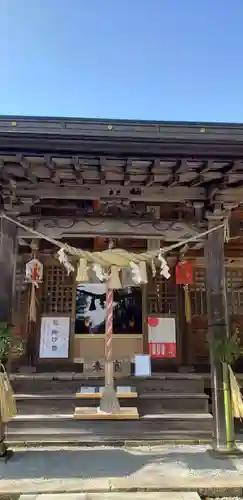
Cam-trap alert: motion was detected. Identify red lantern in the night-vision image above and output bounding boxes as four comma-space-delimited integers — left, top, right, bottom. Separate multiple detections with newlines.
176, 261, 193, 285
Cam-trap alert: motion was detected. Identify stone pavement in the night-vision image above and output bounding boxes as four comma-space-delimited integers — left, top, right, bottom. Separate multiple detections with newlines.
19, 494, 201, 500
0, 444, 243, 497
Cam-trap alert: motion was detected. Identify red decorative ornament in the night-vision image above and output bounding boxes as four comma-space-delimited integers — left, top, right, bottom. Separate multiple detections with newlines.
147, 317, 159, 328
176, 261, 193, 285
25, 258, 43, 286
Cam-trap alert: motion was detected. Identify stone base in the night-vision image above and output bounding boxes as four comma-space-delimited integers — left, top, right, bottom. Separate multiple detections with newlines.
73, 406, 139, 420
76, 386, 137, 399
207, 445, 243, 458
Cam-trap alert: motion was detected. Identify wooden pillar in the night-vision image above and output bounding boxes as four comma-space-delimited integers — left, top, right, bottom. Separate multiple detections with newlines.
180, 283, 192, 367
0, 215, 17, 459
0, 216, 17, 323
204, 216, 235, 451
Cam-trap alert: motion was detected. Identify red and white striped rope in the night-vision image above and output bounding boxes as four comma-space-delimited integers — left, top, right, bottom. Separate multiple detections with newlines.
105, 288, 113, 361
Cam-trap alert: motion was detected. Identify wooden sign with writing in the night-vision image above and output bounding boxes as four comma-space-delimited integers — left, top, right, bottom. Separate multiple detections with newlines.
83, 358, 131, 378
113, 358, 131, 378
83, 359, 105, 378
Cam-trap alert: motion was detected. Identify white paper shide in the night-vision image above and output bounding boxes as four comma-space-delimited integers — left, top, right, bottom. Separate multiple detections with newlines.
39, 316, 70, 358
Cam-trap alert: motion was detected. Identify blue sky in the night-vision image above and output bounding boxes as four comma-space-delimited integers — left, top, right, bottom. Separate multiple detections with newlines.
1, 0, 243, 122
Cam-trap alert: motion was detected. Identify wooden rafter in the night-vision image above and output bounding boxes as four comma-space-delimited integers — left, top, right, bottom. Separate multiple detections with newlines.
17, 154, 37, 184
99, 157, 106, 184
1, 152, 243, 207
123, 159, 131, 186
72, 156, 84, 184
44, 155, 60, 183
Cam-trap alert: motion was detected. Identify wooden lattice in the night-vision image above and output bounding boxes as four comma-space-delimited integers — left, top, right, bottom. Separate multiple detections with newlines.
147, 269, 177, 315
190, 267, 243, 317
41, 264, 74, 314
226, 268, 243, 315
190, 268, 207, 317
14, 261, 28, 316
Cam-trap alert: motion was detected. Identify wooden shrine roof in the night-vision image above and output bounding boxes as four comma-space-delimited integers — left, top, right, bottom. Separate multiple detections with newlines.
2, 116, 243, 224
2, 115, 243, 151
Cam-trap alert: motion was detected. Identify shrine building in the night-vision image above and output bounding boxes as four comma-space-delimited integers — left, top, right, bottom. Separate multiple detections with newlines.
1, 115, 243, 375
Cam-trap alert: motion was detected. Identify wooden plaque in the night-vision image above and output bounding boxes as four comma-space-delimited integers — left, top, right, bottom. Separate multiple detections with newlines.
82, 358, 131, 378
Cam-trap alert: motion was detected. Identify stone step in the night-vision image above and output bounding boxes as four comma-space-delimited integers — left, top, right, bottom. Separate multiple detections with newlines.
6, 413, 213, 444
14, 392, 209, 414
19, 493, 201, 500
138, 393, 208, 413
11, 376, 205, 395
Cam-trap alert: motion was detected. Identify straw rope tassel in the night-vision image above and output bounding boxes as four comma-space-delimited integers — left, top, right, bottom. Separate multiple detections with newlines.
0, 364, 17, 424
29, 283, 37, 323
184, 285, 192, 324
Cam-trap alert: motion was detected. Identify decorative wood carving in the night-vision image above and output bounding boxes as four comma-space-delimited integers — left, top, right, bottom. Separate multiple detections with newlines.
17, 217, 206, 241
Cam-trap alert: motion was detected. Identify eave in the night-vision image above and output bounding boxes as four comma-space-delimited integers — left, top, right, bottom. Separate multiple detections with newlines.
1, 115, 243, 156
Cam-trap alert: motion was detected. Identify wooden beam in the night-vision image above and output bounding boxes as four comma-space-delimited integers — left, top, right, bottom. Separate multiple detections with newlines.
176, 159, 188, 173
17, 216, 206, 241
44, 155, 60, 183
15, 184, 206, 202
0, 159, 5, 180
145, 159, 158, 187
99, 157, 107, 185
188, 160, 220, 187
193, 202, 204, 220
199, 159, 214, 175
17, 155, 37, 183
72, 156, 84, 184
167, 161, 181, 187
123, 159, 131, 186
216, 186, 243, 204
188, 174, 204, 187
0, 159, 15, 183
1, 179, 17, 211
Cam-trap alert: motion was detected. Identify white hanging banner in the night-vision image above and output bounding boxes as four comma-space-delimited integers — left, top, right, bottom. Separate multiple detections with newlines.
148, 317, 176, 358
39, 316, 70, 359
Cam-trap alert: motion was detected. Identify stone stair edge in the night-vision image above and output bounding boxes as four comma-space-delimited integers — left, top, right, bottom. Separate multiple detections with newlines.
10, 372, 210, 381
14, 392, 209, 399
16, 494, 201, 500
10, 412, 213, 421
